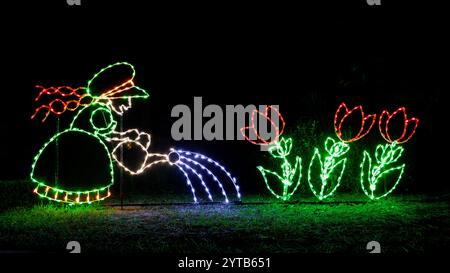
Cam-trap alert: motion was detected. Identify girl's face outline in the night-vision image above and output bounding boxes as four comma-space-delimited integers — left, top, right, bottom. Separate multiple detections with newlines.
106, 97, 133, 116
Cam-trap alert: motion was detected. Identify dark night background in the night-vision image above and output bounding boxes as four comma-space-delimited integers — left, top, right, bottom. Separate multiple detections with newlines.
1, 1, 447, 198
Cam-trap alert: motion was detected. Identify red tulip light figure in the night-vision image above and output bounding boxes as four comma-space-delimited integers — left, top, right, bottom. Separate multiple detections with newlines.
308, 102, 376, 200
334, 102, 377, 143
378, 107, 419, 144
240, 105, 285, 146
241, 106, 301, 201
360, 107, 419, 200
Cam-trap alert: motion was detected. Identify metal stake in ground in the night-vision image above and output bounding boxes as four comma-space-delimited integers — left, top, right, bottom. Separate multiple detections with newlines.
120, 115, 124, 209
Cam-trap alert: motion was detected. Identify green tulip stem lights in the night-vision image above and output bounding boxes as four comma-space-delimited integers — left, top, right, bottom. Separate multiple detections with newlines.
257, 137, 302, 201
360, 107, 419, 200
307, 137, 349, 200
360, 142, 405, 200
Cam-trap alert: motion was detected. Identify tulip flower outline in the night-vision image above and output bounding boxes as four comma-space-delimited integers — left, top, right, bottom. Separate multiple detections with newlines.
240, 105, 285, 146
378, 107, 419, 144
334, 102, 377, 143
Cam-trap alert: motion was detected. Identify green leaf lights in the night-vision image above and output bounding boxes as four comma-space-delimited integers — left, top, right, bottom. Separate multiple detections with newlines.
360, 107, 419, 200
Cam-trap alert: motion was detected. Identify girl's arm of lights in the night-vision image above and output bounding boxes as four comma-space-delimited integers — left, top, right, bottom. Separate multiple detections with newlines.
106, 129, 152, 150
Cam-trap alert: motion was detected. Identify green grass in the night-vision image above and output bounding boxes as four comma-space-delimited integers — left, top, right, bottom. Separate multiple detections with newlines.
0, 194, 448, 254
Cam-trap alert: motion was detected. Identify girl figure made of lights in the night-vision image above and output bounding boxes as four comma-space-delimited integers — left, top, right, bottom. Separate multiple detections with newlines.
31, 62, 242, 205
31, 62, 149, 204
